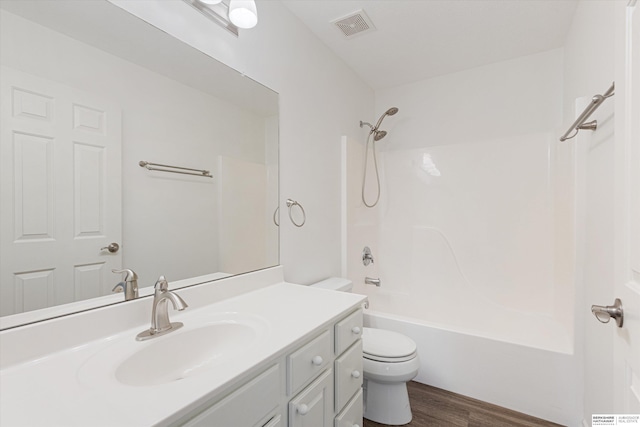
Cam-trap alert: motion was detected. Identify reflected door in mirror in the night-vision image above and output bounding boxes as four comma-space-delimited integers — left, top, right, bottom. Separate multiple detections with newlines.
0, 67, 122, 316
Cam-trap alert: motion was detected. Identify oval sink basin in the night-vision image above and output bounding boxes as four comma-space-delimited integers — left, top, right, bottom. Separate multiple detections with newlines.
115, 322, 257, 386
77, 312, 270, 389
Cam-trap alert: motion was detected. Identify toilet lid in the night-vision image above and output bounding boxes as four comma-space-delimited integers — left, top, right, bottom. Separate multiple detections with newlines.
362, 327, 417, 361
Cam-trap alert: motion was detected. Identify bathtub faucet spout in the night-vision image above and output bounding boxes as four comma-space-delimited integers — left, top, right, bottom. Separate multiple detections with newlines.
365, 277, 381, 287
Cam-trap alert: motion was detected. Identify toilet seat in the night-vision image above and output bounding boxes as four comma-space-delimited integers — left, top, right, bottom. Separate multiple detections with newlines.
362, 327, 417, 363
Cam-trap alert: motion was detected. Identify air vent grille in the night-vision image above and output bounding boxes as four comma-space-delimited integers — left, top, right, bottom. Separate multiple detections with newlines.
332, 9, 376, 38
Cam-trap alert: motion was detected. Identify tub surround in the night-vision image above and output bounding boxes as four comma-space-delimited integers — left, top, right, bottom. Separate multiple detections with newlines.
0, 267, 367, 426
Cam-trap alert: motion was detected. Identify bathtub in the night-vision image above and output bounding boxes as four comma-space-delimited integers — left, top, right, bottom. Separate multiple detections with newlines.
363, 304, 581, 426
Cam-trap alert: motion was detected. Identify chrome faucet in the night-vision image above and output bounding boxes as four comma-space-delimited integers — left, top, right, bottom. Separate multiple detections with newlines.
112, 268, 139, 301
136, 276, 188, 341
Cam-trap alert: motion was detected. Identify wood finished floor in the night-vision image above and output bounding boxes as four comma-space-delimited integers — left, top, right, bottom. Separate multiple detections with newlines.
363, 382, 565, 427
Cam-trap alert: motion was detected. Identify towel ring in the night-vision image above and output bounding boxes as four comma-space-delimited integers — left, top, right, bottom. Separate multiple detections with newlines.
273, 207, 280, 227
286, 199, 306, 227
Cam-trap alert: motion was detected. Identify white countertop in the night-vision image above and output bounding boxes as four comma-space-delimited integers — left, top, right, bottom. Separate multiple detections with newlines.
0, 279, 366, 426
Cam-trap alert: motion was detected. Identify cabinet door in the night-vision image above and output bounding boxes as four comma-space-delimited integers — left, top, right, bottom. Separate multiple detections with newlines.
182, 365, 279, 427
335, 389, 363, 427
334, 340, 363, 411
289, 368, 333, 427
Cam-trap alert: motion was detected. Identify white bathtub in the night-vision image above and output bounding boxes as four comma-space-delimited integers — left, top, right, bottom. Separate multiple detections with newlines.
363, 306, 581, 426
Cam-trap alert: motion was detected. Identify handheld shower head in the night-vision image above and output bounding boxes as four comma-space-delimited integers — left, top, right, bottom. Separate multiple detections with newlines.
374, 107, 399, 130
360, 107, 398, 208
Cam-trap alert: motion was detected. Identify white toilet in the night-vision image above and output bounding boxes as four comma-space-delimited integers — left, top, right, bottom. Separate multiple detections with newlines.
311, 277, 420, 425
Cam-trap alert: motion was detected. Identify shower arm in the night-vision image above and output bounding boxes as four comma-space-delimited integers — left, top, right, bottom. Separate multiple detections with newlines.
360, 121, 374, 131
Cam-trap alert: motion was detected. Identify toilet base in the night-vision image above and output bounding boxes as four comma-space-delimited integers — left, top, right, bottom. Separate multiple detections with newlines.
364, 378, 412, 425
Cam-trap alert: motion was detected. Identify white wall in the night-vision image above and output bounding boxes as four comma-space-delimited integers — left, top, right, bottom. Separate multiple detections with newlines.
563, 1, 617, 424
111, 0, 375, 285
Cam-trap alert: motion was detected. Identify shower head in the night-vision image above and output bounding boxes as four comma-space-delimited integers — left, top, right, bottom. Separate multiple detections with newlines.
373, 107, 399, 130
373, 130, 387, 141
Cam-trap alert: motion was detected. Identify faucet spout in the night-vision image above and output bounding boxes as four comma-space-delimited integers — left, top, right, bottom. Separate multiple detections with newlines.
151, 292, 187, 334
136, 276, 188, 341
365, 277, 381, 287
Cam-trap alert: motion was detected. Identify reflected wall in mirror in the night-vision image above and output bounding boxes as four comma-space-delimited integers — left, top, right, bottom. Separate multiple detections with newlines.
0, 0, 279, 329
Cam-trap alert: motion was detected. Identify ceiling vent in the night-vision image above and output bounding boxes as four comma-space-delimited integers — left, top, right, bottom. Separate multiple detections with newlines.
331, 9, 376, 38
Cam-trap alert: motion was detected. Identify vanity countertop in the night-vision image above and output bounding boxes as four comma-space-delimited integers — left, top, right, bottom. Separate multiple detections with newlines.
0, 279, 366, 426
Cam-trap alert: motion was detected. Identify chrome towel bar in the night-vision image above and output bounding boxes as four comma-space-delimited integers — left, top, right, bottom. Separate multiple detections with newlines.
139, 161, 212, 178
559, 82, 615, 142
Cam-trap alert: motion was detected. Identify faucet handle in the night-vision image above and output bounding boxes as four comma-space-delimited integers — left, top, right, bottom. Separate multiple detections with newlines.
112, 281, 126, 293
154, 275, 169, 292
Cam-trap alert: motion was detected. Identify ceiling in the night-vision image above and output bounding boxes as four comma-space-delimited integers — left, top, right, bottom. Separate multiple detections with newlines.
281, 0, 579, 90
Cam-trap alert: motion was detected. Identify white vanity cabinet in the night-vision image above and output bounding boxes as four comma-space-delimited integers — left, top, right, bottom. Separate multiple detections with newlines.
174, 308, 364, 427
286, 308, 364, 427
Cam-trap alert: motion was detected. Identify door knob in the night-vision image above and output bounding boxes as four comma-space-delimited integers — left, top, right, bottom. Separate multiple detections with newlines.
101, 242, 120, 253
591, 298, 623, 327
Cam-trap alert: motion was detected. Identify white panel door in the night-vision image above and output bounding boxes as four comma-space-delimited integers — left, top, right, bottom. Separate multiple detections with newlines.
0, 66, 122, 317
612, 0, 640, 416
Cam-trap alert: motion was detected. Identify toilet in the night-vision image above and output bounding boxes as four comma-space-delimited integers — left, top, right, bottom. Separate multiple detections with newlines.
310, 277, 420, 425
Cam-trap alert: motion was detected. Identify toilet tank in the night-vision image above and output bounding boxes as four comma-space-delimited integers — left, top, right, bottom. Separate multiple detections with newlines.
310, 277, 353, 292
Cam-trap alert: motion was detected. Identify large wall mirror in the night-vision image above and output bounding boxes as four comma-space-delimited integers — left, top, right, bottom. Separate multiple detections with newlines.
0, 0, 279, 329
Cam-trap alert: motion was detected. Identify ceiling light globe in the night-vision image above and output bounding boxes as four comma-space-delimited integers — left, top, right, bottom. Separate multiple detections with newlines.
229, 0, 258, 29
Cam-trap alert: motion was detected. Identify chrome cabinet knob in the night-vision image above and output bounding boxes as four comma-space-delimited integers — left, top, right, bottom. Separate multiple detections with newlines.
101, 242, 120, 253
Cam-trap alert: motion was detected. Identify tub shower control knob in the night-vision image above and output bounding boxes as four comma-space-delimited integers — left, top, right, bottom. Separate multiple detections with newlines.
311, 355, 323, 366
362, 246, 374, 266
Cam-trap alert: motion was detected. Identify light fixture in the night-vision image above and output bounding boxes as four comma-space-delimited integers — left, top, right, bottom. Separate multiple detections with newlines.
184, 0, 259, 36
228, 0, 258, 29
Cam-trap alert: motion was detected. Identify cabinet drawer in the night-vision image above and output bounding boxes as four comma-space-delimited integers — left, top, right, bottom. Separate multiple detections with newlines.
289, 368, 333, 427
334, 340, 363, 412
287, 330, 331, 395
334, 389, 363, 427
334, 310, 363, 355
182, 364, 280, 427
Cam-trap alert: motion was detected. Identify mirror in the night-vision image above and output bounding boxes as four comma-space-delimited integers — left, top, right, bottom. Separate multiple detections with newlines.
0, 0, 279, 329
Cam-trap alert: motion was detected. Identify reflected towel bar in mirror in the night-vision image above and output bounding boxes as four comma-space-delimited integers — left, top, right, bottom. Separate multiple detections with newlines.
139, 161, 213, 178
